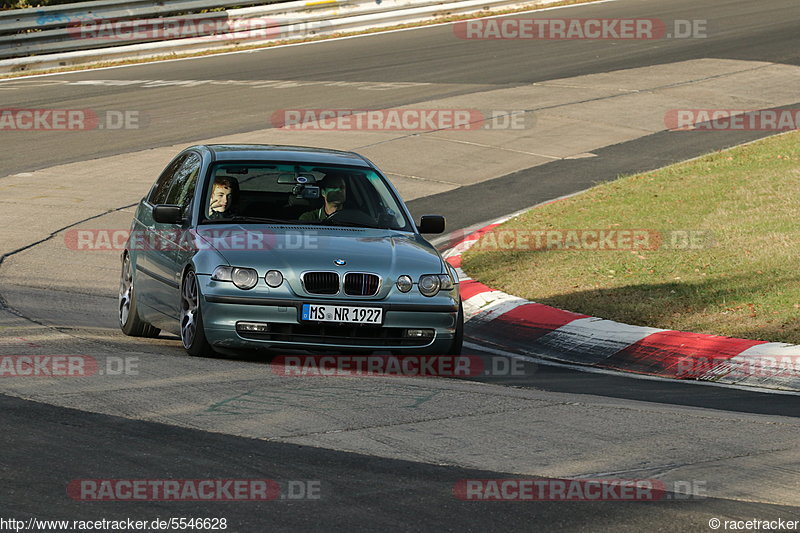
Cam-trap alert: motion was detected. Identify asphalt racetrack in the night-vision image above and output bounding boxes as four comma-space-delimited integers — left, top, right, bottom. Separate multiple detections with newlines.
1, 0, 800, 531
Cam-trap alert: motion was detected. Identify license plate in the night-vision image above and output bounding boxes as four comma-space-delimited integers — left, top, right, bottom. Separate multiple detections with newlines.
301, 304, 382, 325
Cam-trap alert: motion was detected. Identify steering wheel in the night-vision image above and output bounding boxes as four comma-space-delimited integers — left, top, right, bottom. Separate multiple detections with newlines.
324, 208, 378, 227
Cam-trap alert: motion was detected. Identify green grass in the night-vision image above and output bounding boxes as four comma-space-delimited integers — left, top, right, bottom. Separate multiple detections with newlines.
461, 131, 800, 343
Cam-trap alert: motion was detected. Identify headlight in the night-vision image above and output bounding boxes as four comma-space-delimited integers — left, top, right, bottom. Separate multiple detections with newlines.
265, 270, 283, 288
438, 273, 454, 291
232, 268, 258, 290
447, 263, 459, 284
418, 274, 441, 297
211, 266, 233, 282
212, 266, 258, 290
396, 275, 413, 293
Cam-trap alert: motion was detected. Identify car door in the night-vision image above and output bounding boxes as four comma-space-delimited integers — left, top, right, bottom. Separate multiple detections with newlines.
135, 153, 187, 314
145, 151, 203, 319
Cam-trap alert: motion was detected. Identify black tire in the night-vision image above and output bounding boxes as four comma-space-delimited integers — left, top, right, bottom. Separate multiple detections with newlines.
119, 254, 161, 338
446, 301, 464, 355
180, 269, 216, 357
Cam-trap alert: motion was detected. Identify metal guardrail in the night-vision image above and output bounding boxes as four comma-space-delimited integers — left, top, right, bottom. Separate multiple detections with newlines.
1, 0, 334, 59
0, 0, 398, 59
0, 0, 553, 70
0, 0, 259, 32
0, 10, 249, 58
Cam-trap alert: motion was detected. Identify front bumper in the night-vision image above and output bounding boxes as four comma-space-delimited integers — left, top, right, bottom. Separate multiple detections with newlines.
201, 293, 459, 352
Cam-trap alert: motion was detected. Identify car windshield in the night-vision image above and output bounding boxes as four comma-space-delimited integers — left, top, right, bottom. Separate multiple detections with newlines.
201, 162, 412, 231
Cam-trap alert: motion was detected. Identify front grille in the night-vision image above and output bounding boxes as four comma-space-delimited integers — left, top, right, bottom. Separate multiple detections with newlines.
344, 273, 380, 296
238, 324, 431, 347
302, 272, 339, 295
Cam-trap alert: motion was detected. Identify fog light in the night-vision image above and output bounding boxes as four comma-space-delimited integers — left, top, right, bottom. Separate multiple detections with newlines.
236, 321, 270, 333
404, 328, 435, 338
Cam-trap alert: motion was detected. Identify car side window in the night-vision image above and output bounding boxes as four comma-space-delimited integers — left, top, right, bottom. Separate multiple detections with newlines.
148, 154, 188, 205
164, 152, 202, 208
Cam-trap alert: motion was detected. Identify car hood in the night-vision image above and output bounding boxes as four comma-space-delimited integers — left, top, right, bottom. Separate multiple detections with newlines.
195, 225, 445, 295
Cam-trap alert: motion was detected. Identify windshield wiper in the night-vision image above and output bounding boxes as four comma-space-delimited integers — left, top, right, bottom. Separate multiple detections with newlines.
208, 216, 293, 225
315, 220, 384, 229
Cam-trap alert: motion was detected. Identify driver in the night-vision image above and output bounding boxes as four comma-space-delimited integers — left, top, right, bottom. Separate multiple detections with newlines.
207, 176, 238, 220
299, 175, 346, 222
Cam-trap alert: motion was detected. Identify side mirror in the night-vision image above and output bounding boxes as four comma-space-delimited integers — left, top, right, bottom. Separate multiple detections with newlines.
417, 215, 445, 234
153, 204, 183, 224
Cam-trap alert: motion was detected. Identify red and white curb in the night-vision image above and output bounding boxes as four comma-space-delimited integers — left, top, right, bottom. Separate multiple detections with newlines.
442, 217, 800, 393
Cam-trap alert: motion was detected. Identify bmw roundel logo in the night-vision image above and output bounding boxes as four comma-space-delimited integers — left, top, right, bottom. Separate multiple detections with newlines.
334, 259, 346, 266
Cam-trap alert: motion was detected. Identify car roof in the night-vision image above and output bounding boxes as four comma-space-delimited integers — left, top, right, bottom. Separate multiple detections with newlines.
201, 144, 373, 168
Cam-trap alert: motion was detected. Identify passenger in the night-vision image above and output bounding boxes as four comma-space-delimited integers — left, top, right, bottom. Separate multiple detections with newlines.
299, 175, 347, 222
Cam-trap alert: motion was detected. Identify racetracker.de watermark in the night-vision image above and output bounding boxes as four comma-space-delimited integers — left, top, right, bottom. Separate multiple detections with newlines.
665, 109, 800, 131
453, 18, 707, 40
672, 355, 800, 380
271, 355, 528, 378
0, 356, 138, 377
453, 478, 708, 501
67, 479, 321, 501
0, 109, 141, 131
66, 16, 328, 42
270, 109, 531, 131
64, 229, 318, 252
468, 229, 715, 251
